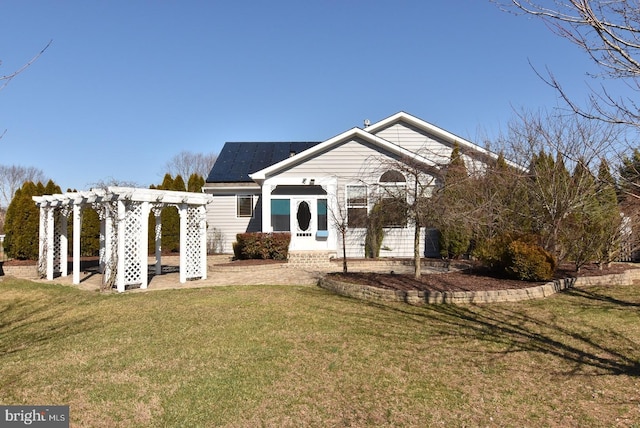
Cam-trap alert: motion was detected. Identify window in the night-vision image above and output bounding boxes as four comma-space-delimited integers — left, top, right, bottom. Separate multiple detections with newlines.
347, 185, 367, 228
380, 170, 406, 183
237, 195, 255, 218
271, 199, 290, 231
379, 170, 407, 227
317, 199, 328, 232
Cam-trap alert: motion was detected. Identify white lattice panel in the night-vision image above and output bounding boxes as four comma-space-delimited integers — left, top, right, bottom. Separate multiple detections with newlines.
123, 202, 142, 285
185, 206, 203, 279
53, 210, 62, 274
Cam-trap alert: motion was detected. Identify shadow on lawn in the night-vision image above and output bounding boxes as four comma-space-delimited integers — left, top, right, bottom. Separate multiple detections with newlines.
368, 295, 640, 377
0, 297, 95, 358
563, 287, 640, 309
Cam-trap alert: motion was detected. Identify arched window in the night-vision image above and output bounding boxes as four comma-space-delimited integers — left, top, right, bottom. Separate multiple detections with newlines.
378, 170, 408, 227
380, 170, 406, 183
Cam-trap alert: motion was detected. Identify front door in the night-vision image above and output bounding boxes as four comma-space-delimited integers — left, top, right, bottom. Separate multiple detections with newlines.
290, 198, 315, 250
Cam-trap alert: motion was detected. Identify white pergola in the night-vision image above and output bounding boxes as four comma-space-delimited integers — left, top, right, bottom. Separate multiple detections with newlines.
33, 187, 213, 292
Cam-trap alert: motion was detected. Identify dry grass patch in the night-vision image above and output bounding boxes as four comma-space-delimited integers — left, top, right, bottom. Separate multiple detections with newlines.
1, 279, 639, 427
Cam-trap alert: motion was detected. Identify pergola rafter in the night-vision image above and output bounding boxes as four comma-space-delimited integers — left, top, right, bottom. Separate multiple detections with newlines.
33, 187, 213, 292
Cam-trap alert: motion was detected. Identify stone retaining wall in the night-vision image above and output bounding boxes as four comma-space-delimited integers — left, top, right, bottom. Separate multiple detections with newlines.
287, 251, 335, 269
0, 262, 39, 279
318, 267, 640, 305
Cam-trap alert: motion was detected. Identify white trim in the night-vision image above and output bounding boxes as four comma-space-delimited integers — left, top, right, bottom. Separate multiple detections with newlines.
249, 128, 438, 183
365, 111, 523, 170
236, 194, 256, 218
365, 111, 487, 154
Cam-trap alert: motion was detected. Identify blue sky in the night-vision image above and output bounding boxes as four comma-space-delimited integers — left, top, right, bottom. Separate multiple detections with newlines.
1, 0, 599, 191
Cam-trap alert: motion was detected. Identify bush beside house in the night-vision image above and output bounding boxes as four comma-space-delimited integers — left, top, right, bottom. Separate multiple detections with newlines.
233, 233, 291, 261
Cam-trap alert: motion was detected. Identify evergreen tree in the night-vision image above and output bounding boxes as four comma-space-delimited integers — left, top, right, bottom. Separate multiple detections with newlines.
595, 159, 622, 266
173, 175, 186, 192
44, 180, 60, 195
527, 150, 573, 260
187, 173, 205, 193
80, 208, 101, 256
619, 148, 640, 199
4, 181, 60, 260
561, 160, 601, 270
438, 143, 472, 258
156, 174, 180, 252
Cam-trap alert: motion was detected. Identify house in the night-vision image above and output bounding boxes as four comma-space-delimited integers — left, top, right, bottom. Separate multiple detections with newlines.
203, 112, 498, 260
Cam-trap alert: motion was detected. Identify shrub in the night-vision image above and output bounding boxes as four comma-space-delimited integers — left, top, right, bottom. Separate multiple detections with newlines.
504, 240, 557, 281
233, 232, 290, 260
474, 233, 556, 281
439, 224, 472, 259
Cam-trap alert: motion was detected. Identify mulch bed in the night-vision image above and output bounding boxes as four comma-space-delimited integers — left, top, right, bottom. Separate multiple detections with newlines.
328, 262, 635, 293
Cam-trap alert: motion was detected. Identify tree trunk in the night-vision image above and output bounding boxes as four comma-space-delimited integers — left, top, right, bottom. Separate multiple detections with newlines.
414, 221, 421, 279
341, 230, 348, 273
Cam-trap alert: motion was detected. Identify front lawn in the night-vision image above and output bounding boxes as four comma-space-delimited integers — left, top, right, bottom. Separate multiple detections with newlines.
1, 278, 639, 427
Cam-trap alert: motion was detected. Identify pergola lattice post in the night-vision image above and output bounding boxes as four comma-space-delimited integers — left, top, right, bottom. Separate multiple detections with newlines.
73, 204, 82, 284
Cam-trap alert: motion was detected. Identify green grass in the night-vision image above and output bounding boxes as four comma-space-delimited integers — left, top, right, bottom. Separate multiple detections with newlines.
1, 278, 640, 427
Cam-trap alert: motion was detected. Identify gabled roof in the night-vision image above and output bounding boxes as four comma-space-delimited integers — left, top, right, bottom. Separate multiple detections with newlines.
249, 127, 439, 183
365, 111, 495, 157
206, 141, 320, 183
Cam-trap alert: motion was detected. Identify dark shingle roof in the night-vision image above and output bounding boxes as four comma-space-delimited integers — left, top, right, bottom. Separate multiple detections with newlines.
206, 142, 321, 183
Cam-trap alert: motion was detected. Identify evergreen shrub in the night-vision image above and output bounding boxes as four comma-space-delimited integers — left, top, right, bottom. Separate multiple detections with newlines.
233, 232, 291, 260
504, 240, 556, 281
474, 233, 556, 281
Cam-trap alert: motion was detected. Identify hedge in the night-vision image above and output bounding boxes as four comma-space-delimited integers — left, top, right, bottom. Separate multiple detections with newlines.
233, 232, 291, 260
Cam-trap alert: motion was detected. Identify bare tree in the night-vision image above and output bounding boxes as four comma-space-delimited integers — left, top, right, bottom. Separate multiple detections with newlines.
1, 40, 52, 92
328, 193, 350, 273
366, 153, 440, 279
500, 1, 640, 127
1, 41, 52, 139
0, 165, 46, 208
89, 177, 140, 189
163, 151, 218, 181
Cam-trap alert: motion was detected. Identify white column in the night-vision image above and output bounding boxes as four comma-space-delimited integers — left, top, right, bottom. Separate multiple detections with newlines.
154, 208, 162, 275
38, 205, 46, 273
179, 204, 187, 284
104, 204, 114, 282
73, 205, 82, 284
116, 200, 126, 292
46, 208, 55, 280
99, 211, 106, 274
139, 201, 150, 289
199, 205, 208, 280
60, 212, 68, 277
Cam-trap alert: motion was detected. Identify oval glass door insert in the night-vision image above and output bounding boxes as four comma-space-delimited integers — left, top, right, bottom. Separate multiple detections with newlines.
296, 201, 311, 231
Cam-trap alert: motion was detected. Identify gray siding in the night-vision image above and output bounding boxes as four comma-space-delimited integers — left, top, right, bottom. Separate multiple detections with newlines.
339, 227, 440, 259
206, 192, 262, 254
373, 123, 452, 164
375, 123, 489, 174
274, 138, 397, 182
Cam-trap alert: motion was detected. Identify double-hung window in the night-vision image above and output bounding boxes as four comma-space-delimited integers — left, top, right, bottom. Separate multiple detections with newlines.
378, 170, 407, 227
346, 185, 368, 228
236, 195, 255, 218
